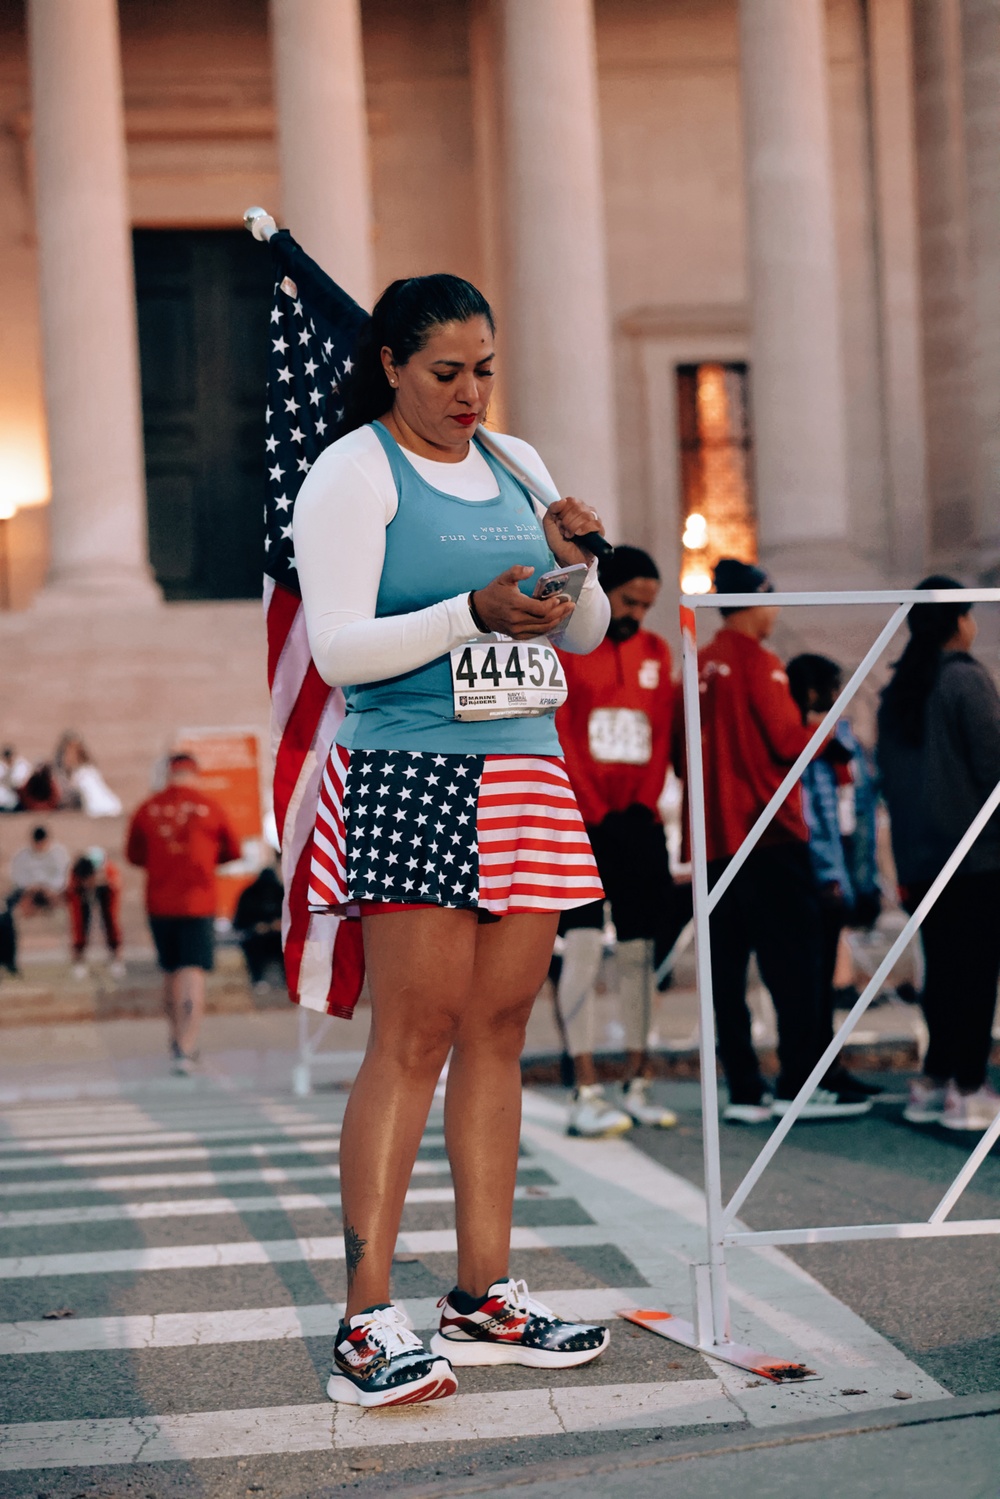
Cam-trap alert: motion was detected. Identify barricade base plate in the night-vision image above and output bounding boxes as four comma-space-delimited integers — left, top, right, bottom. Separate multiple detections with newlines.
617, 1308, 820, 1383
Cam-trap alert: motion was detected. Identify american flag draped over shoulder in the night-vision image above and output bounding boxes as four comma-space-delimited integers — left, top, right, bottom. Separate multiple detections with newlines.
263, 231, 368, 1016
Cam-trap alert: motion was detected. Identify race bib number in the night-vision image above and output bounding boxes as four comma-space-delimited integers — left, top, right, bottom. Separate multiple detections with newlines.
587, 708, 652, 765
450, 639, 567, 721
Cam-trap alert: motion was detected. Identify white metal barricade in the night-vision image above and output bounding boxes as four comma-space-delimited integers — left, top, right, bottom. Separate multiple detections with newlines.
621, 589, 1000, 1382
293, 1008, 353, 1096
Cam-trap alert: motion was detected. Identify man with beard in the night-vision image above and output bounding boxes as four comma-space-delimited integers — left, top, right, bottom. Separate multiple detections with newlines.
554, 547, 679, 1137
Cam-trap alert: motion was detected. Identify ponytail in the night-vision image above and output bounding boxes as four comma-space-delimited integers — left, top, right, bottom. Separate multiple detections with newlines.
879, 575, 971, 746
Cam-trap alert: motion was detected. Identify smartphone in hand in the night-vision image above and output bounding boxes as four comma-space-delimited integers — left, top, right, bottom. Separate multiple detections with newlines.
533, 563, 589, 604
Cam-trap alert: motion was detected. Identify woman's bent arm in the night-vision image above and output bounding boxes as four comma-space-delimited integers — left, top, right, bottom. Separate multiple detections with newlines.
552, 564, 610, 654
293, 449, 481, 687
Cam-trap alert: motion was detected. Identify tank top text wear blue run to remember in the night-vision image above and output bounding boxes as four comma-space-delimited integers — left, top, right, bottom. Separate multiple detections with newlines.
336, 421, 562, 755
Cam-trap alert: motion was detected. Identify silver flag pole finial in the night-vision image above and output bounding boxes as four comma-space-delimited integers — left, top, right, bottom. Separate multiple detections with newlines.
244, 207, 279, 242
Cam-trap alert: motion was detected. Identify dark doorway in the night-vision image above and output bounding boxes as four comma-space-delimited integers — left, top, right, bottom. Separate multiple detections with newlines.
133, 230, 273, 600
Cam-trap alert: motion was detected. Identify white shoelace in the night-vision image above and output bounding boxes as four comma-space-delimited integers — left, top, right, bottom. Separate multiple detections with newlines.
356, 1304, 423, 1358
496, 1277, 557, 1323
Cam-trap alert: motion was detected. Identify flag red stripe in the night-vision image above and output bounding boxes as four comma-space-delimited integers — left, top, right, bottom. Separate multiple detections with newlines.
267, 582, 302, 692
273, 662, 334, 843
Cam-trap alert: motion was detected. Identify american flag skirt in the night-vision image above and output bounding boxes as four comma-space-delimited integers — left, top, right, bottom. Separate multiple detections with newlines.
308, 748, 604, 916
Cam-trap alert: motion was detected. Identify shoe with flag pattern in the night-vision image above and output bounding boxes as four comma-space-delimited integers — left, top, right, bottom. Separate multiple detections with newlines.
430, 1277, 610, 1368
326, 1304, 457, 1408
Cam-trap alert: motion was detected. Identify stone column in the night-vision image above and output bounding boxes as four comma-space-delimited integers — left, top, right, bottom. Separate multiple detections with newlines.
961, 0, 1000, 550
868, 0, 930, 575
271, 0, 375, 309
912, 0, 973, 553
738, 0, 849, 555
28, 0, 159, 604
498, 0, 619, 536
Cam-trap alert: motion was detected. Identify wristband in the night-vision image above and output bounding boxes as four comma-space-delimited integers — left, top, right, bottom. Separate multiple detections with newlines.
468, 591, 490, 633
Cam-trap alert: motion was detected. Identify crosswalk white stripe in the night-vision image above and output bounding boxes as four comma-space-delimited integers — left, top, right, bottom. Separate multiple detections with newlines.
0, 1157, 466, 1197
0, 1288, 642, 1356
0, 1380, 734, 1469
0, 1183, 560, 1228
0, 1224, 605, 1280
0, 1133, 444, 1172
5, 1123, 347, 1152
0, 1103, 338, 1131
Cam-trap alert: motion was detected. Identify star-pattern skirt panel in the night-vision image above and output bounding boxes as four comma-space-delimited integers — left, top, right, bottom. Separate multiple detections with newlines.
308, 748, 603, 917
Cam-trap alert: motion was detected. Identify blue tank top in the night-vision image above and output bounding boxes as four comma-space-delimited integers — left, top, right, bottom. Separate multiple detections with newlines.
336, 422, 562, 754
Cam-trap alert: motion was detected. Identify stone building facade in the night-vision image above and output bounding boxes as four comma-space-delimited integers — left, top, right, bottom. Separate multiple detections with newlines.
1, 0, 998, 622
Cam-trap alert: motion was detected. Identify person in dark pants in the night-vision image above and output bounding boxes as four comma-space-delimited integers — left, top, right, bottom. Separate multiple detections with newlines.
693, 559, 872, 1123
786, 654, 882, 1098
878, 577, 1000, 1133
233, 865, 284, 989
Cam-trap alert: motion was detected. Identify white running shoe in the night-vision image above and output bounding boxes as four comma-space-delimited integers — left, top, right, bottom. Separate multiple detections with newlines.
432, 1278, 609, 1368
328, 1304, 456, 1407
772, 1087, 872, 1120
723, 1097, 774, 1125
109, 959, 126, 980
70, 962, 87, 982
903, 1078, 948, 1124
942, 1082, 1000, 1132
622, 1078, 677, 1129
567, 1084, 632, 1138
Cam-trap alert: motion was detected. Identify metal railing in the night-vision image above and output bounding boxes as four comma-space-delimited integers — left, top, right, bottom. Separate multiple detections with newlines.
630, 589, 1000, 1377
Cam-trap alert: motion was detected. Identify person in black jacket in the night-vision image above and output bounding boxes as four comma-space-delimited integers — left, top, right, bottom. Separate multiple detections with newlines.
232, 865, 284, 990
877, 577, 1000, 1132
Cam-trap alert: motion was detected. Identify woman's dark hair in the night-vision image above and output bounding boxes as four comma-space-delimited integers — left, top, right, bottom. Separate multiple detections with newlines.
879, 575, 971, 746
342, 275, 495, 433
786, 653, 842, 720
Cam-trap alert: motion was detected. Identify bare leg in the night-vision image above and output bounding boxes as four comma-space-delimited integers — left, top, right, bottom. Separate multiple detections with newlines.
172, 966, 206, 1055
339, 908, 478, 1318
446, 913, 558, 1297
574, 1052, 598, 1086
163, 973, 180, 1048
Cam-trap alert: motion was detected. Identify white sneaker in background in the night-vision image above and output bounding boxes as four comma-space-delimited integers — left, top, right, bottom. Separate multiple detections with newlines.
109, 958, 126, 980
903, 1077, 948, 1124
772, 1087, 872, 1120
567, 1084, 632, 1139
622, 1077, 677, 1128
942, 1082, 1000, 1131
70, 962, 87, 982
723, 1097, 774, 1125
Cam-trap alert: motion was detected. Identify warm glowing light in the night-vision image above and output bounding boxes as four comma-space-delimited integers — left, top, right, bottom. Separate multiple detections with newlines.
0, 436, 50, 521
676, 363, 757, 594
682, 512, 708, 550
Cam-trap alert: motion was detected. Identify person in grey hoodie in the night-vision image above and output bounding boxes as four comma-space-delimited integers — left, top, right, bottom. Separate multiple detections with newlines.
877, 576, 1000, 1132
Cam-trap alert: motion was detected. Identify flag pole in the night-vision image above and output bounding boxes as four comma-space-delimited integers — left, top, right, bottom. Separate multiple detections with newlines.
243, 206, 612, 558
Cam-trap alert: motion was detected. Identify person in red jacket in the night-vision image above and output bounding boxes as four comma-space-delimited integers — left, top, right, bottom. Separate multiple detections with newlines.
697, 559, 870, 1123
555, 547, 679, 1137
127, 752, 241, 1074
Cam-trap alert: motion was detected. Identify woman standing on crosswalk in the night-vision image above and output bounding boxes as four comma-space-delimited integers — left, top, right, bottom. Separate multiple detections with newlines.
293, 274, 613, 1407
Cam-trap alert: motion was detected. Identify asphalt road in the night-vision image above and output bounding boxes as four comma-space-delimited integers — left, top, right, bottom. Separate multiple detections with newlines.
629, 1074, 1000, 1398
0, 1067, 995, 1498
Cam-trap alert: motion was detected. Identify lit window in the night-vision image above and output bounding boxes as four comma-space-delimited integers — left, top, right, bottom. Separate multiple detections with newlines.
676, 363, 757, 594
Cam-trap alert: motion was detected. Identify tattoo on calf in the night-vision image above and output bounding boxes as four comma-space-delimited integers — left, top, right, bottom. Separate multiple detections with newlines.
344, 1223, 367, 1285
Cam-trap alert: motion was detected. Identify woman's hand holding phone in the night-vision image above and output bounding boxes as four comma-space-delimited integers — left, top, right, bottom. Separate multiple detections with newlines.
470, 566, 575, 640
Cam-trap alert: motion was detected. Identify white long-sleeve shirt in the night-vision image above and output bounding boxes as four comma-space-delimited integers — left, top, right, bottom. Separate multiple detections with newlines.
293, 425, 610, 688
